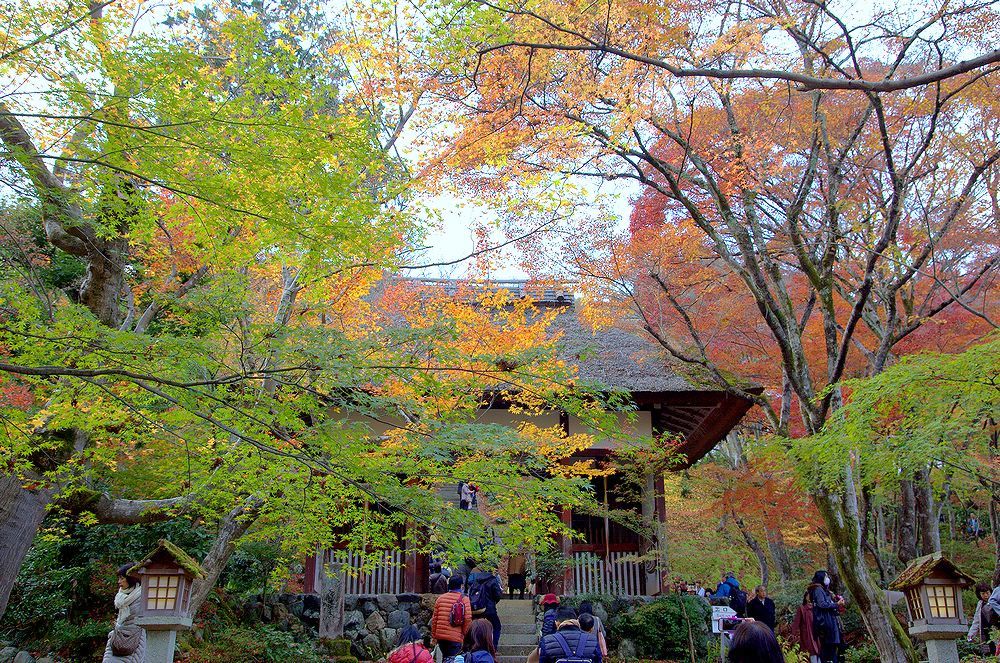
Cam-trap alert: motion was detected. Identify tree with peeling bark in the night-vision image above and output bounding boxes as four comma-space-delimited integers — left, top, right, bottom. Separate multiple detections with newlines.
380, 0, 1000, 657
0, 0, 619, 628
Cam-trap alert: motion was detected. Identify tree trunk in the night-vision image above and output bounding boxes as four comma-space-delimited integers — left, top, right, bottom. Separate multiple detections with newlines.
765, 527, 792, 585
188, 499, 262, 616
897, 480, 917, 564
913, 469, 941, 555
319, 552, 346, 639
79, 235, 129, 328
733, 514, 769, 588
814, 466, 917, 663
0, 477, 55, 618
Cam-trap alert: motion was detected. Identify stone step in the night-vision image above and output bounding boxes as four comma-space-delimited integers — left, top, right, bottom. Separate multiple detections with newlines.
496, 612, 535, 620
496, 614, 535, 623
498, 644, 537, 657
498, 657, 531, 663
496, 600, 534, 615
499, 634, 539, 647
499, 623, 536, 635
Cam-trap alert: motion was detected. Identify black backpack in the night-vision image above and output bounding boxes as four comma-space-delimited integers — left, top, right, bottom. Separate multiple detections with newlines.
729, 586, 748, 616
552, 632, 594, 663
468, 576, 492, 615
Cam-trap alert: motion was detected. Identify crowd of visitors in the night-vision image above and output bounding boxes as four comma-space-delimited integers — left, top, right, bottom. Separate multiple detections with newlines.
412, 560, 1000, 663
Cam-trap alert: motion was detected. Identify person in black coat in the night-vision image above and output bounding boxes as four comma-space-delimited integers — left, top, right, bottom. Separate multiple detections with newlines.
809, 570, 844, 663
538, 607, 603, 663
466, 559, 504, 650
746, 585, 777, 631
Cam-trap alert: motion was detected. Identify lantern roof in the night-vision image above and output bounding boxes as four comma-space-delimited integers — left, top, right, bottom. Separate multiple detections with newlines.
889, 552, 975, 591
130, 539, 206, 579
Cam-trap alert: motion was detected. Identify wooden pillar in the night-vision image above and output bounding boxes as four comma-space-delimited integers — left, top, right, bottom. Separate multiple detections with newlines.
656, 474, 669, 591
557, 412, 574, 596
304, 553, 319, 594
402, 520, 429, 594
560, 507, 574, 595
641, 471, 668, 596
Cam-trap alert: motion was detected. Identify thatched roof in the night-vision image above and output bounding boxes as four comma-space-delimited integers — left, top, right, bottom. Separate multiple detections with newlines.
550, 308, 696, 393
889, 553, 975, 591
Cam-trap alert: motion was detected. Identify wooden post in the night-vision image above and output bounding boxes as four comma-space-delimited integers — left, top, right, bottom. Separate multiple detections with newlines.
304, 554, 318, 594
560, 507, 574, 595
402, 520, 429, 593
641, 470, 667, 595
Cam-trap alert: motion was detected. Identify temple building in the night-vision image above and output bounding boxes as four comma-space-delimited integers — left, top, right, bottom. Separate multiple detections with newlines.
303, 280, 757, 597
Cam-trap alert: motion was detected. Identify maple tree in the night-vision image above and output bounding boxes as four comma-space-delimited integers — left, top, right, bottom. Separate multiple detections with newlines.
0, 0, 618, 625
367, 0, 1000, 657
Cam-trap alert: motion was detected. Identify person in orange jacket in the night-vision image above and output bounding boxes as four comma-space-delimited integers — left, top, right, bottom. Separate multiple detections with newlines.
431, 575, 473, 661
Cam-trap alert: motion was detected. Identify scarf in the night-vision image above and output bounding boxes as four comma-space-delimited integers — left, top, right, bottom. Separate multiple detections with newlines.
114, 584, 142, 626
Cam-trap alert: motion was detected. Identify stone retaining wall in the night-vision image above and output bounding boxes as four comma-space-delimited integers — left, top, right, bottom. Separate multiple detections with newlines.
278, 593, 435, 660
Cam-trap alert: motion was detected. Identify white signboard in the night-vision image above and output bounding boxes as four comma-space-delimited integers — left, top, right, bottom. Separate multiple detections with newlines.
711, 606, 737, 634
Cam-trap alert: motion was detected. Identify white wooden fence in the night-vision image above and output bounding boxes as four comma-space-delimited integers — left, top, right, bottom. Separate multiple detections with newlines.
315, 550, 404, 595
571, 551, 643, 596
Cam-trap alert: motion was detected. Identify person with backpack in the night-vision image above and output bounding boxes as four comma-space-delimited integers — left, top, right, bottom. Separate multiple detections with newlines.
459, 482, 473, 510
716, 573, 747, 617
466, 559, 503, 649
388, 626, 436, 663
538, 606, 602, 663
808, 570, 844, 663
430, 563, 449, 595
432, 576, 473, 662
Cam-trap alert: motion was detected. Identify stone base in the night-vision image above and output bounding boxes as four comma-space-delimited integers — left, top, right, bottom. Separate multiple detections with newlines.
924, 639, 959, 663
145, 629, 177, 663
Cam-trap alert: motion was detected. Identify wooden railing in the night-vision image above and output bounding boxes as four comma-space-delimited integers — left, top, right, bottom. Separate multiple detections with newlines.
313, 549, 405, 595
571, 551, 643, 596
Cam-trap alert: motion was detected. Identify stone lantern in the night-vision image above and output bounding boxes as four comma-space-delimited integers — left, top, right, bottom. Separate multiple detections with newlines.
130, 539, 205, 663
889, 553, 975, 663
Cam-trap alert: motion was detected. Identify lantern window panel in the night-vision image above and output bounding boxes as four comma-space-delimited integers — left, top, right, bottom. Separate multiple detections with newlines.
927, 585, 957, 619
906, 589, 925, 621
146, 574, 180, 611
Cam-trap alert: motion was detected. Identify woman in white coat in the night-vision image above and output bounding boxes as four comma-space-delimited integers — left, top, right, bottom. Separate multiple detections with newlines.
103, 563, 147, 663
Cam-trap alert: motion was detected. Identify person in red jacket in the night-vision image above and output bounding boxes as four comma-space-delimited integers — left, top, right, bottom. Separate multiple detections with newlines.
431, 575, 473, 661
791, 589, 821, 663
388, 626, 435, 663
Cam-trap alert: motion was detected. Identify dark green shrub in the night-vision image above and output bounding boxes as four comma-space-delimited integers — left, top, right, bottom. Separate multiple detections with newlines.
225, 540, 283, 596
843, 641, 880, 663
561, 593, 648, 649
1, 532, 88, 638
335, 656, 360, 663
184, 625, 322, 663
611, 594, 711, 660
39, 619, 109, 660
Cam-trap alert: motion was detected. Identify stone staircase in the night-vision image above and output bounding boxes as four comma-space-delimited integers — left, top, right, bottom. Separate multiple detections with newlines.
496, 599, 537, 663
